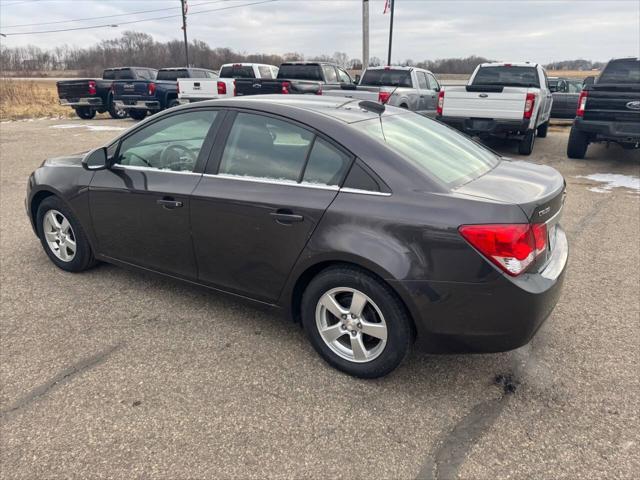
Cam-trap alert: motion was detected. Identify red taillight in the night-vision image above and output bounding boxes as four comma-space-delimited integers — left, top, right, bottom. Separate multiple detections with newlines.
316, 83, 323, 95
378, 91, 391, 104
523, 92, 535, 119
459, 223, 547, 276
176, 82, 180, 95
148, 82, 156, 96
281, 81, 291, 94
88, 80, 96, 95
576, 90, 588, 117
233, 80, 236, 97
437, 90, 445, 116
217, 81, 226, 95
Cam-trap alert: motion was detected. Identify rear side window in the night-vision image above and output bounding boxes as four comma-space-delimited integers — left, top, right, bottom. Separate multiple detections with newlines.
417, 72, 428, 89
322, 65, 338, 83
427, 73, 440, 90
220, 65, 256, 78
277, 65, 323, 81
599, 59, 640, 84
360, 69, 412, 87
258, 66, 274, 79
219, 113, 313, 182
302, 139, 351, 186
157, 69, 189, 81
353, 114, 499, 187
472, 66, 540, 88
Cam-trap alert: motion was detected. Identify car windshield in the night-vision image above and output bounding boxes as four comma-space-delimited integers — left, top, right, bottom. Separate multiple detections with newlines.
360, 69, 412, 87
157, 70, 189, 81
220, 65, 255, 78
352, 113, 499, 187
598, 59, 640, 84
472, 66, 540, 88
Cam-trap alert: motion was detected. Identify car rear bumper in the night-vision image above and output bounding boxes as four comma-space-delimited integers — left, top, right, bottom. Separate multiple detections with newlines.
393, 226, 568, 353
114, 100, 160, 111
59, 97, 103, 108
572, 118, 640, 144
437, 116, 531, 137
176, 98, 209, 104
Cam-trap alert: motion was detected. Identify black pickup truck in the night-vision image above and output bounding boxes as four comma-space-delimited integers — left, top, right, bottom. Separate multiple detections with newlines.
57, 67, 157, 119
567, 57, 640, 158
234, 62, 353, 96
112, 67, 216, 120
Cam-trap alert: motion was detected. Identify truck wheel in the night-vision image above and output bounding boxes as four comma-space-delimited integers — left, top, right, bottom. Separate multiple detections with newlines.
518, 130, 536, 155
108, 98, 128, 119
567, 127, 589, 159
167, 99, 180, 109
536, 121, 549, 138
75, 107, 95, 120
128, 109, 147, 121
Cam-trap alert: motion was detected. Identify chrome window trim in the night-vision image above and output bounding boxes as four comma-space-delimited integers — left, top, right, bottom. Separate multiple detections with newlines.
111, 165, 202, 176
339, 187, 391, 197
203, 173, 340, 191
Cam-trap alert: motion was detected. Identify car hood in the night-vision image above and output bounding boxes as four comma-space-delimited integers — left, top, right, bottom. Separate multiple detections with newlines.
43, 152, 86, 167
455, 159, 566, 222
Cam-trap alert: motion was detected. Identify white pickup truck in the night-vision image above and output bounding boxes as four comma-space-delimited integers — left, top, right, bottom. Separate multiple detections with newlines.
437, 62, 553, 155
325, 66, 441, 115
177, 63, 279, 103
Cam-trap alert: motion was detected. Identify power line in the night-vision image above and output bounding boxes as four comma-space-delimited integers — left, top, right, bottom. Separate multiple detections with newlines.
0, 0, 278, 36
1, 0, 226, 29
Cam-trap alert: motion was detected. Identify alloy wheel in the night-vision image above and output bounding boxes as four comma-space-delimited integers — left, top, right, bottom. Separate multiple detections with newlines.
42, 209, 77, 262
315, 287, 388, 363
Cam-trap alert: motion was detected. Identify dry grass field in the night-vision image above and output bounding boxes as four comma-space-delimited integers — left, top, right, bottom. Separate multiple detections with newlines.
0, 79, 74, 120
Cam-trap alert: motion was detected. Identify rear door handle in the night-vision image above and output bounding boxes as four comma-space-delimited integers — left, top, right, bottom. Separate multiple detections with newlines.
157, 197, 183, 209
271, 209, 304, 224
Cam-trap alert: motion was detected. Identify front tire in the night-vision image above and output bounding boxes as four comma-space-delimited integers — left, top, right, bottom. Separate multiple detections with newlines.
36, 196, 96, 272
301, 266, 412, 378
536, 121, 548, 138
567, 126, 589, 159
75, 107, 96, 120
518, 129, 536, 155
128, 109, 147, 121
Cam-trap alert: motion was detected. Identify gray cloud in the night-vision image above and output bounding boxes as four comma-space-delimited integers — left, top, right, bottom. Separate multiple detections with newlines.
1, 0, 638, 63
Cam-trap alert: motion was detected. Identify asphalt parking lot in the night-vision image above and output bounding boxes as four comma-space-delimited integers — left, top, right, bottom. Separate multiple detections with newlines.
1, 117, 638, 479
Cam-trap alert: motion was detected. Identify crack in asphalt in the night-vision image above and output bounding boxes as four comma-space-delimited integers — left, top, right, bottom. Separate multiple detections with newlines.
0, 343, 122, 421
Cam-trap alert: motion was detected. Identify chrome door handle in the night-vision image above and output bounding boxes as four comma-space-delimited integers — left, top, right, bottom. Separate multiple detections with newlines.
271, 210, 304, 224
157, 198, 183, 209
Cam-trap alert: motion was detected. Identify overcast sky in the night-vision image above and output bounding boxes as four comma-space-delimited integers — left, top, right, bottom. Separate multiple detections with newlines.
1, 0, 638, 64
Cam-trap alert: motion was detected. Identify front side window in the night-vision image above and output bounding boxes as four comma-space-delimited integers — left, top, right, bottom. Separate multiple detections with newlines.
117, 110, 217, 172
337, 68, 352, 84
352, 113, 499, 187
219, 113, 313, 182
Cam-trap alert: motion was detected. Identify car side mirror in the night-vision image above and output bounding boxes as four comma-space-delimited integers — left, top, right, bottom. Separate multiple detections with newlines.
82, 147, 109, 171
583, 76, 595, 86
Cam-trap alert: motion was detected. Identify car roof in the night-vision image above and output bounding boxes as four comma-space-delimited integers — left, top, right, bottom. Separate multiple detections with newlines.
183, 95, 402, 124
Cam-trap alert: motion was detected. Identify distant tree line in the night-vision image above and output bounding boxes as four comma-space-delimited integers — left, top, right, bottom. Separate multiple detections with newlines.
0, 31, 605, 76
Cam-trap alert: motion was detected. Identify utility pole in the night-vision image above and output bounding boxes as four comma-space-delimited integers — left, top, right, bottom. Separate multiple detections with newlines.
181, 0, 189, 67
362, 0, 369, 70
387, 0, 395, 66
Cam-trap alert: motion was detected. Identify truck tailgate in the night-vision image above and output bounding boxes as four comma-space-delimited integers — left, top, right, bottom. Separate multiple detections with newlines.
443, 87, 527, 120
113, 81, 150, 100
57, 80, 92, 99
179, 79, 217, 100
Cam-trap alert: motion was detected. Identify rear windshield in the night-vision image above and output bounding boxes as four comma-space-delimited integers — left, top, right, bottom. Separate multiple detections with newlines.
599, 59, 640, 84
352, 114, 499, 187
472, 66, 540, 88
277, 64, 323, 81
360, 69, 412, 87
157, 69, 189, 81
104, 69, 136, 80
220, 65, 256, 78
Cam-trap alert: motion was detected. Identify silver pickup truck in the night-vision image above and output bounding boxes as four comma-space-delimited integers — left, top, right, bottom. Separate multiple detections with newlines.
324, 66, 441, 115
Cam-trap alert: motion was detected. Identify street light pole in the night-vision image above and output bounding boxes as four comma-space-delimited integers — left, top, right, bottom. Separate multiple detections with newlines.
181, 0, 189, 67
387, 0, 395, 66
362, 0, 369, 70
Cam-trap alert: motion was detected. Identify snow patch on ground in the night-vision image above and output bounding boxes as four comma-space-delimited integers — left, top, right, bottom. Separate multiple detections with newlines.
50, 124, 126, 132
577, 173, 640, 194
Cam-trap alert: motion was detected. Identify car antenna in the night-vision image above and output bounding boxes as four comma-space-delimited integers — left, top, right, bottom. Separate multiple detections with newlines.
358, 85, 400, 115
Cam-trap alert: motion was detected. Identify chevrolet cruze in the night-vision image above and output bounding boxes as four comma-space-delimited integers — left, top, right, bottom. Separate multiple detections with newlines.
26, 96, 568, 378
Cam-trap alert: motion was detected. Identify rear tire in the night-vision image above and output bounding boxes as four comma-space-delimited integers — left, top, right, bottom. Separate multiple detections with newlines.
108, 97, 128, 119
518, 129, 536, 155
567, 126, 589, 159
536, 121, 548, 138
301, 266, 412, 378
36, 196, 97, 273
75, 107, 96, 120
167, 99, 180, 109
128, 109, 147, 121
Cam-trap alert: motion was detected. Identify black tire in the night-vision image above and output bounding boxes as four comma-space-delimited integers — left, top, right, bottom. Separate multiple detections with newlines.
128, 109, 147, 121
167, 98, 180, 109
399, 104, 409, 109
301, 265, 412, 378
518, 129, 536, 155
567, 126, 589, 159
108, 97, 128, 119
36, 196, 97, 272
75, 107, 96, 120
536, 120, 548, 138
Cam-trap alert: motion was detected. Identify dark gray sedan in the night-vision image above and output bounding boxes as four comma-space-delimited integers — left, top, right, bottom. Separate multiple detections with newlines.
26, 96, 568, 378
